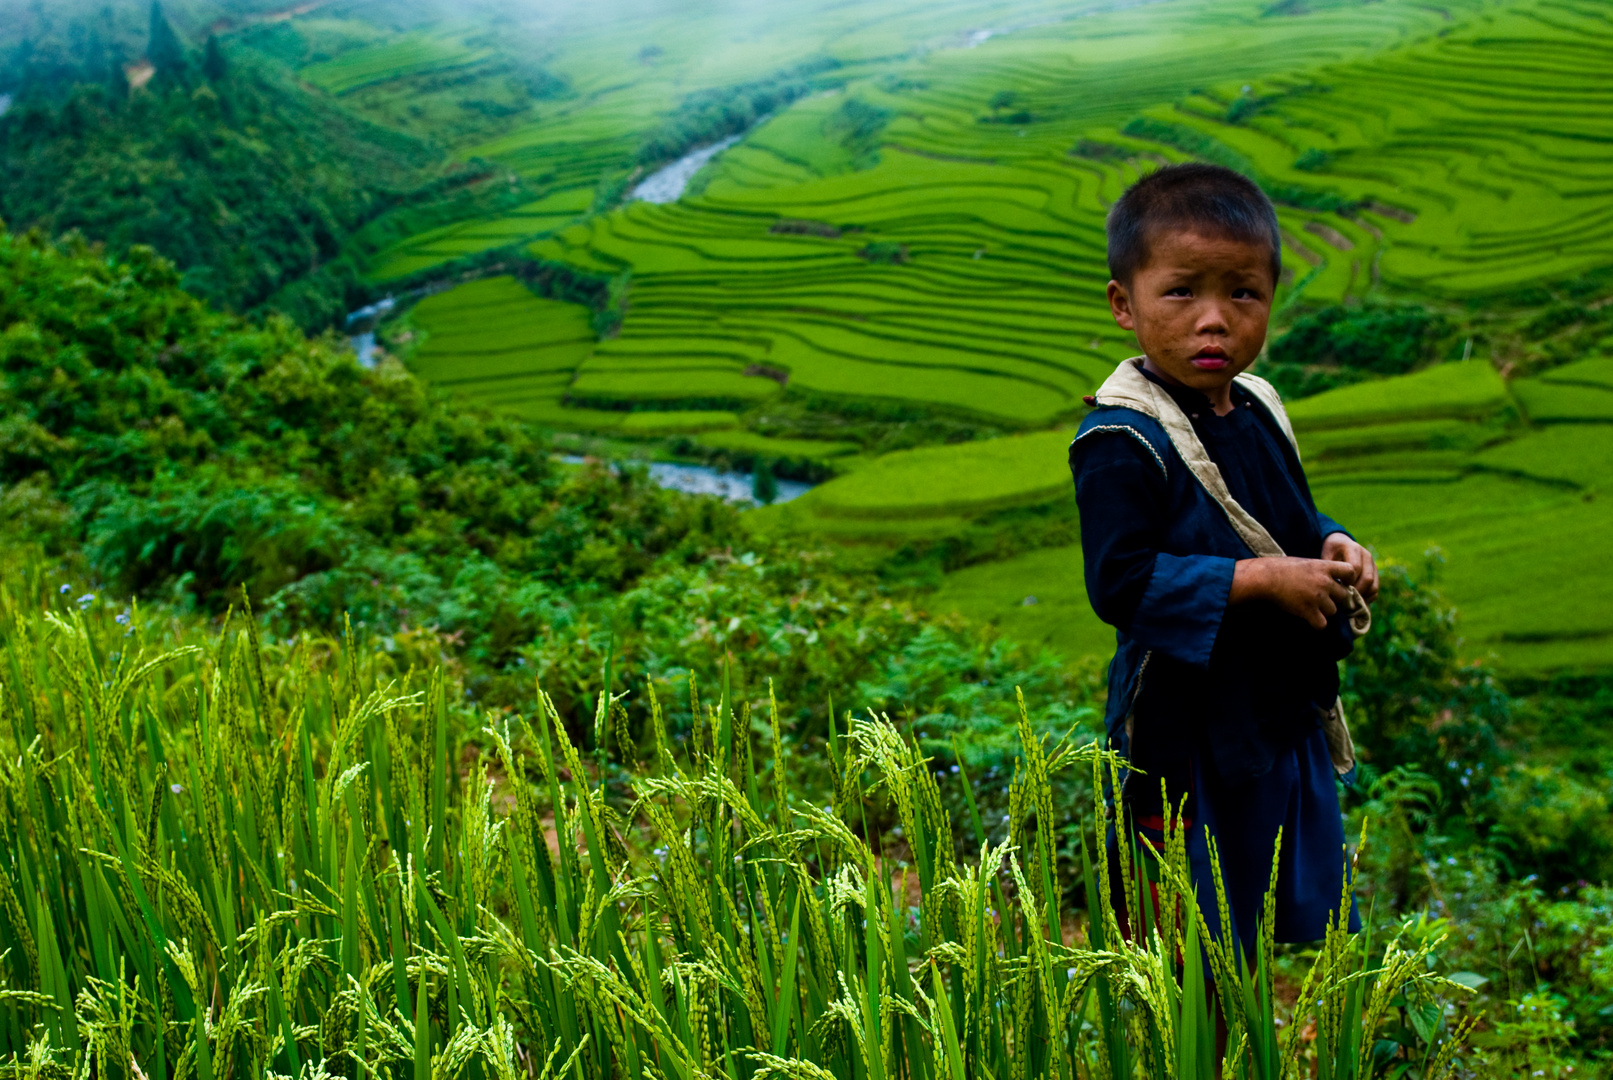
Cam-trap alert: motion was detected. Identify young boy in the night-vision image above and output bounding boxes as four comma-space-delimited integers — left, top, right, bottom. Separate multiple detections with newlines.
1069, 163, 1378, 953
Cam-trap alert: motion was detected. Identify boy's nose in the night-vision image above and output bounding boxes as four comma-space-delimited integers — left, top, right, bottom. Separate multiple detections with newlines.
1195, 303, 1230, 334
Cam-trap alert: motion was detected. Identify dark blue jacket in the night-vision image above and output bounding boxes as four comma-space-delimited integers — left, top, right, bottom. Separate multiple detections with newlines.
1069, 385, 1355, 793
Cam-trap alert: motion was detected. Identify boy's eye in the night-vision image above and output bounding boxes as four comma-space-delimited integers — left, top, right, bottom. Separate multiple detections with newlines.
1164, 286, 1192, 297
1232, 287, 1261, 300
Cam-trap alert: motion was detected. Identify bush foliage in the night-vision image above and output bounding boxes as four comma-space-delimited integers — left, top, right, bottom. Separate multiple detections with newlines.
1266, 304, 1449, 399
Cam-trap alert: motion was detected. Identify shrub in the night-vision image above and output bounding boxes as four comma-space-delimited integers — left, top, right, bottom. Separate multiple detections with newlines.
1271, 303, 1448, 377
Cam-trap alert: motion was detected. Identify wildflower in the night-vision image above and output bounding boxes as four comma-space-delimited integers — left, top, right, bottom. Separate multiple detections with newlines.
77, 593, 95, 607
170, 783, 184, 794
59, 584, 70, 594
116, 612, 130, 625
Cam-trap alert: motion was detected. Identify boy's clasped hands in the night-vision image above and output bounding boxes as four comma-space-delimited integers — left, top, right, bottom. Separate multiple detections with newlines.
1230, 533, 1379, 630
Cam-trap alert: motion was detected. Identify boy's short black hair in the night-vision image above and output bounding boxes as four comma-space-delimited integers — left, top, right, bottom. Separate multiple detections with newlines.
1106, 163, 1281, 285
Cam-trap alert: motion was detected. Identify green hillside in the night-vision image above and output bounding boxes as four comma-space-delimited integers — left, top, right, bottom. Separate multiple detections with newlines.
5, 0, 1610, 672
323, 0, 1613, 674
5, 2, 1613, 1076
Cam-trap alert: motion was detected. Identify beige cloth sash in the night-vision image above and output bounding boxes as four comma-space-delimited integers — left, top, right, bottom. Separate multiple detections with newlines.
1092, 357, 1367, 776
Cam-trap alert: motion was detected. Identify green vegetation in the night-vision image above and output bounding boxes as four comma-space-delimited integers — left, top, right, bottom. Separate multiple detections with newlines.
1284, 363, 1509, 430
403, 275, 599, 424
1512, 379, 1613, 423
927, 543, 1115, 660
1264, 303, 1449, 399
299, 30, 495, 96
1473, 425, 1613, 490
0, 16, 442, 326
0, 227, 744, 668
619, 410, 740, 434
5, 1, 1613, 1071
791, 430, 1073, 519
0, 571, 1490, 1080
1541, 356, 1613, 391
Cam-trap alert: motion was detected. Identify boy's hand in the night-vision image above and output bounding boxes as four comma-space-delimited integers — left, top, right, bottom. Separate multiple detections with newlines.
1320, 532, 1378, 603
1231, 557, 1359, 629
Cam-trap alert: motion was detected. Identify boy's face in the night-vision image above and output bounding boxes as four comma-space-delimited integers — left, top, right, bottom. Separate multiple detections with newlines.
1106, 229, 1275, 397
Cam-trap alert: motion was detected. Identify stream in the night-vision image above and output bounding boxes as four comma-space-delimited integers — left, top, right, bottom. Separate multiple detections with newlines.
564, 456, 813, 506
345, 296, 397, 368
629, 133, 744, 204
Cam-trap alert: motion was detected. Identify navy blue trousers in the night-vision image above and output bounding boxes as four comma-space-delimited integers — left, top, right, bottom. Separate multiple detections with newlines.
1127, 728, 1359, 958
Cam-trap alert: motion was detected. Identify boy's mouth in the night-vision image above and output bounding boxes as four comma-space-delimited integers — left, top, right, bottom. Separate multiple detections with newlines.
1190, 346, 1230, 371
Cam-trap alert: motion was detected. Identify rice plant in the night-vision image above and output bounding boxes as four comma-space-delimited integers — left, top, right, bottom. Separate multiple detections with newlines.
0, 576, 1472, 1078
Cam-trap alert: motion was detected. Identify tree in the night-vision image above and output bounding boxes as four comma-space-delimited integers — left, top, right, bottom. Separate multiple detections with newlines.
203, 35, 227, 83
147, 2, 188, 81
752, 459, 778, 504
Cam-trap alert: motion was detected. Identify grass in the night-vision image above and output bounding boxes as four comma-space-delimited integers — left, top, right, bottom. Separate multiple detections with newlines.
299, 30, 495, 95
617, 410, 740, 434
1471, 424, 1613, 490
365, 188, 596, 282
1296, 419, 1504, 460
800, 430, 1074, 519
695, 430, 861, 460
568, 368, 783, 407
403, 276, 597, 418
1284, 363, 1508, 431
927, 545, 1115, 662
1510, 379, 1613, 423
0, 571, 1474, 1079
1539, 356, 1613, 391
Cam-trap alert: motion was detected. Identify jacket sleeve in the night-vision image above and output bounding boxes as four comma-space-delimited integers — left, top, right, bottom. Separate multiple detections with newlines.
1315, 511, 1351, 542
1071, 429, 1236, 669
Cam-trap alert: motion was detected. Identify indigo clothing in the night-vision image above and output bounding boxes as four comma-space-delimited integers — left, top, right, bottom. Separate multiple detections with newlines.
1070, 370, 1358, 950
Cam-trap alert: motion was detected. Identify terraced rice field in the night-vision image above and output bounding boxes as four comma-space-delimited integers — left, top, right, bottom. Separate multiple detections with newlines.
327, 0, 1613, 671
299, 30, 494, 95
404, 276, 599, 424
365, 188, 596, 281
509, 0, 1611, 425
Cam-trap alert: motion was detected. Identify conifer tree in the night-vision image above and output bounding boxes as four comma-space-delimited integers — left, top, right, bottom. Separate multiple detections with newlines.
203, 35, 227, 83
147, 2, 188, 80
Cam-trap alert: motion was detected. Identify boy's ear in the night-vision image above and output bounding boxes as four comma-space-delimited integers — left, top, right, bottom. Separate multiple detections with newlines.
1107, 279, 1136, 331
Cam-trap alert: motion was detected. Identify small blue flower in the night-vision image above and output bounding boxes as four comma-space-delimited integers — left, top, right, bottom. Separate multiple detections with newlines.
59, 584, 71, 594
77, 593, 95, 607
